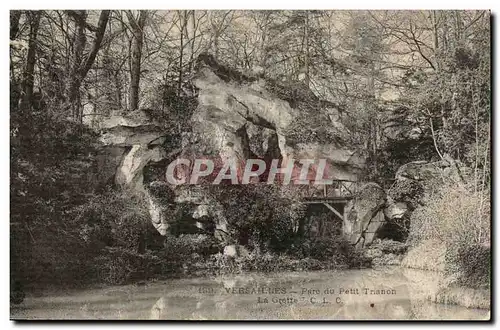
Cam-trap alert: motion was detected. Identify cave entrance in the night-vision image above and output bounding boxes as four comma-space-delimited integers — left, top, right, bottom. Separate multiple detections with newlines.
374, 219, 409, 242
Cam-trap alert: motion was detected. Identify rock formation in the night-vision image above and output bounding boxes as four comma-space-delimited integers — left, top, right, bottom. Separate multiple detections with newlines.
380, 105, 422, 142
384, 199, 409, 221
188, 55, 365, 182
97, 59, 468, 252
95, 71, 470, 252
98, 110, 167, 191
387, 156, 470, 214
344, 183, 387, 248
96, 54, 370, 247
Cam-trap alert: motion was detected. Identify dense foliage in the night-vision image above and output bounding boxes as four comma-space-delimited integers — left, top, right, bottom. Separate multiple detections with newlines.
10, 108, 164, 286
10, 10, 490, 182
10, 109, 363, 287
10, 10, 490, 294
206, 185, 305, 252
408, 182, 490, 288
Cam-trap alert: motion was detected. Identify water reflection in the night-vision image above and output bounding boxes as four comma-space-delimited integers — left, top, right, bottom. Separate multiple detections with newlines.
11, 268, 490, 320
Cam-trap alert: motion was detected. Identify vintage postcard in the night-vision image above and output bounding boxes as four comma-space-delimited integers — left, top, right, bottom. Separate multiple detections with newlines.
10, 9, 491, 320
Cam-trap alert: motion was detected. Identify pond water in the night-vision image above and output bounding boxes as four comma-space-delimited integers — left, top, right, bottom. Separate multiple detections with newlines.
11, 267, 490, 320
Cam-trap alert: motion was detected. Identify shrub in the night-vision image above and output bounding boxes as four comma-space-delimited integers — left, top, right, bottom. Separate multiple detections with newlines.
406, 182, 490, 289
93, 248, 162, 285
162, 234, 222, 274
11, 111, 106, 288
401, 239, 446, 272
287, 236, 366, 267
68, 189, 152, 252
388, 179, 424, 208
206, 185, 305, 252
209, 252, 333, 274
369, 239, 408, 254
164, 234, 221, 258
446, 242, 490, 289
408, 183, 490, 245
10, 224, 101, 287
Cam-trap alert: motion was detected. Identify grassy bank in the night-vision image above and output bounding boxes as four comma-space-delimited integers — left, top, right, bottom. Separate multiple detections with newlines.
402, 240, 490, 310
401, 239, 446, 272
400, 182, 490, 309
430, 286, 490, 309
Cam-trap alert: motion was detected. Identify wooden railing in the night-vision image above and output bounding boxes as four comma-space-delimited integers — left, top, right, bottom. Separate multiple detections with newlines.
302, 181, 357, 199
171, 181, 358, 203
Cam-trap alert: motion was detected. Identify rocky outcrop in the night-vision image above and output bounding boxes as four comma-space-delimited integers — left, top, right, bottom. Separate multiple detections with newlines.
116, 145, 165, 189
170, 185, 231, 242
344, 183, 387, 248
96, 55, 368, 245
188, 54, 365, 182
385, 157, 471, 237
144, 182, 176, 235
98, 110, 168, 191
373, 157, 476, 253
380, 105, 422, 142
395, 155, 469, 187
223, 245, 250, 258
146, 55, 366, 239
384, 197, 409, 221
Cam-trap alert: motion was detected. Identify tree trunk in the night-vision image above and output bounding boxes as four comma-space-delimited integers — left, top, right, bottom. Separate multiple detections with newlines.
65, 10, 110, 121
431, 10, 440, 71
10, 11, 21, 40
211, 13, 220, 60
304, 10, 310, 87
177, 11, 188, 96
368, 61, 378, 177
188, 10, 197, 74
10, 10, 23, 110
67, 10, 87, 120
80, 10, 111, 79
259, 12, 270, 72
127, 10, 148, 111
20, 11, 41, 111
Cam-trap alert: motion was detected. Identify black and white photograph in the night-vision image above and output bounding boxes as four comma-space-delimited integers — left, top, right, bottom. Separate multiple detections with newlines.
8, 8, 491, 321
